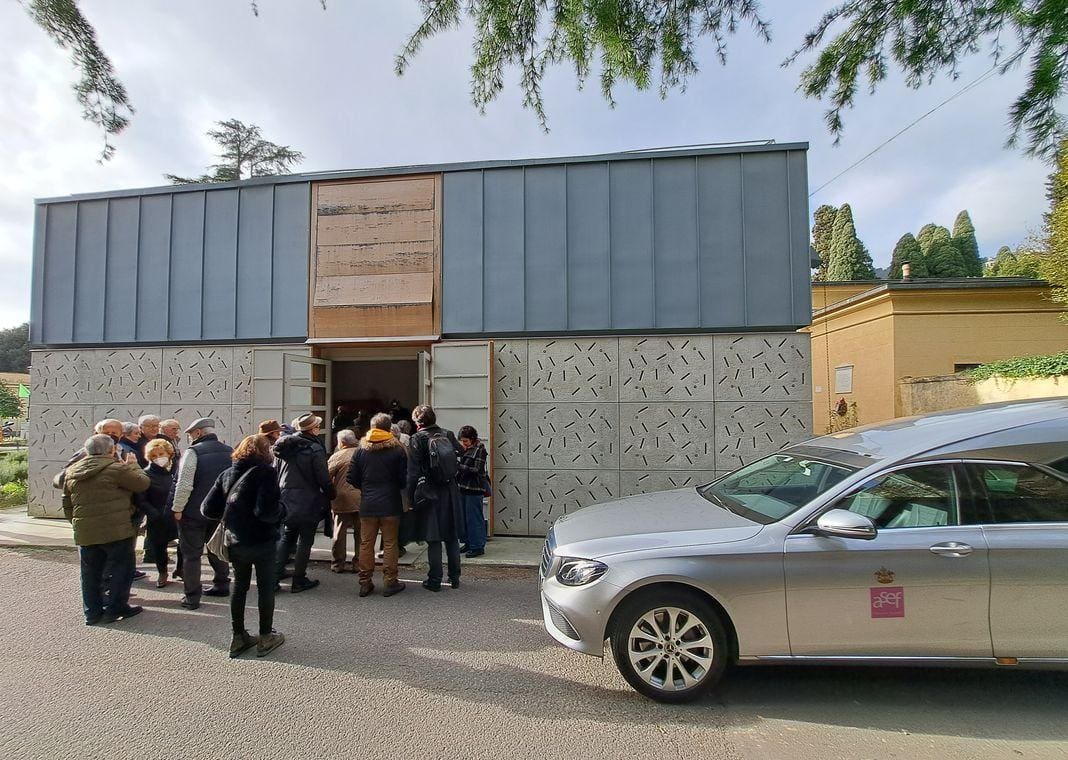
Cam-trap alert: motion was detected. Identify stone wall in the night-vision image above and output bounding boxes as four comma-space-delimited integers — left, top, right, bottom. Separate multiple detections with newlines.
491, 333, 812, 536
898, 374, 1068, 418
28, 344, 305, 517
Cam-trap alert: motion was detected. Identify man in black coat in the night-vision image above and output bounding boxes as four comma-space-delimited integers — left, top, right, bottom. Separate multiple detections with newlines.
406, 404, 466, 592
273, 413, 336, 593
347, 413, 408, 598
171, 418, 234, 609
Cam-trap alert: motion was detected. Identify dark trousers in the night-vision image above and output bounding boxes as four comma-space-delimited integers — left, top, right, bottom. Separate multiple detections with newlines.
275, 521, 317, 580
461, 492, 486, 553
229, 541, 276, 636
427, 539, 461, 585
177, 520, 230, 601
80, 537, 135, 621
144, 522, 173, 575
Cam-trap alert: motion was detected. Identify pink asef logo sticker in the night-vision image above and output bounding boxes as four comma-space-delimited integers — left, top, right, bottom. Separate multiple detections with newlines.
870, 587, 905, 618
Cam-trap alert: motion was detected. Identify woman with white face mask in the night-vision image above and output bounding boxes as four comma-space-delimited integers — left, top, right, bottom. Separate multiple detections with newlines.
137, 439, 179, 587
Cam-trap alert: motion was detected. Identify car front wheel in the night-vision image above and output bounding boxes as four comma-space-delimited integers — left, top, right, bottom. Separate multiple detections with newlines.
610, 589, 728, 703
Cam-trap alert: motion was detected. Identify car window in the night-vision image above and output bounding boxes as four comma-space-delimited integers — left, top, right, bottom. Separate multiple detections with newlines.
965, 463, 1068, 524
701, 453, 856, 524
833, 464, 957, 529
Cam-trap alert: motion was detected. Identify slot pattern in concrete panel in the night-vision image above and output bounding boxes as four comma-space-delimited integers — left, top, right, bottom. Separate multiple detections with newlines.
163, 347, 234, 404
488, 332, 812, 536
528, 339, 617, 402
619, 336, 715, 402
493, 469, 529, 535
620, 403, 717, 470
528, 470, 619, 535
27, 405, 94, 455
713, 401, 811, 470
620, 470, 718, 497
713, 333, 810, 401
528, 403, 618, 470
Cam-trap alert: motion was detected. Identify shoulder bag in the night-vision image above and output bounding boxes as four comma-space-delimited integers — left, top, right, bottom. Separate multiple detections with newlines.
206, 467, 257, 562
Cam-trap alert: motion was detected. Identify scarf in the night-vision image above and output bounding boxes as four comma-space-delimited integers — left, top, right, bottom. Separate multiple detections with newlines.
367, 428, 393, 443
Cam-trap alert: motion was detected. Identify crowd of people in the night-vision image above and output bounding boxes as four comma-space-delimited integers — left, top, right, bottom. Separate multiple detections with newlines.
54, 404, 491, 659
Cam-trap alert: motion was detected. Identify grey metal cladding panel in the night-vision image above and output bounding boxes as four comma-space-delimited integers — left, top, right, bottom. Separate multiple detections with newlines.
482, 168, 525, 331
523, 166, 567, 331
201, 189, 239, 339
742, 152, 794, 326
30, 205, 47, 344
42, 203, 77, 344
104, 197, 139, 342
168, 192, 205, 341
72, 200, 108, 343
135, 194, 172, 342
236, 186, 274, 338
788, 150, 813, 326
609, 161, 655, 329
565, 163, 610, 330
443, 171, 484, 333
271, 182, 310, 337
653, 158, 700, 328
698, 155, 746, 327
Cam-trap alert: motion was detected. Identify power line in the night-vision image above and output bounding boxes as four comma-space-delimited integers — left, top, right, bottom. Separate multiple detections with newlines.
809, 66, 999, 198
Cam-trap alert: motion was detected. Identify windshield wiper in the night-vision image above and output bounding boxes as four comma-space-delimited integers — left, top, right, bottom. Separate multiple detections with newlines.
697, 485, 738, 515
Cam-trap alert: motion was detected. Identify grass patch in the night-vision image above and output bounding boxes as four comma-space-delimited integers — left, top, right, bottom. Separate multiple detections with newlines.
0, 451, 28, 485
967, 351, 1068, 382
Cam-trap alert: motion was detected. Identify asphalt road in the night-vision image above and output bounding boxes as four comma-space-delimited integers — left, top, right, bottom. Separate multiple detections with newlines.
2, 547, 1066, 759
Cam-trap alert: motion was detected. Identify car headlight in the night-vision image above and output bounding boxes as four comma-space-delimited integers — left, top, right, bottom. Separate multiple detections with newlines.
555, 558, 609, 586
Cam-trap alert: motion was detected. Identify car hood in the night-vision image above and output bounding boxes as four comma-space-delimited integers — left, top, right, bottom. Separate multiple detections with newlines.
551, 488, 762, 560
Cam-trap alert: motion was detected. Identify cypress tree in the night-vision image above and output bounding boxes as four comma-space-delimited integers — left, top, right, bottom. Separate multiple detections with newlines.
951, 210, 982, 276
811, 204, 838, 281
889, 233, 926, 278
1045, 139, 1068, 312
826, 203, 876, 281
916, 223, 953, 258
986, 246, 1015, 276
927, 241, 970, 277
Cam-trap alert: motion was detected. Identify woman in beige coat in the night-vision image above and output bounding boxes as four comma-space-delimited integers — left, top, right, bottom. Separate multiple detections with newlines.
328, 429, 362, 572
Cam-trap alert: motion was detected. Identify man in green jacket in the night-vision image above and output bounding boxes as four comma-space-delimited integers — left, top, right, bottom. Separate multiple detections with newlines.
62, 433, 151, 625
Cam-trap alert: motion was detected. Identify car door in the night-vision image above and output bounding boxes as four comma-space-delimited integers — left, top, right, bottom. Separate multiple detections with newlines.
784, 462, 992, 657
962, 461, 1068, 659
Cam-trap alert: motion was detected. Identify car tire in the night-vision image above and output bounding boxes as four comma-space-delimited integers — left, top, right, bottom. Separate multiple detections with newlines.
610, 588, 729, 703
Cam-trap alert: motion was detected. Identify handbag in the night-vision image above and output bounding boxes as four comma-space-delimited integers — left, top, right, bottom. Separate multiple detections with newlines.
206, 467, 256, 562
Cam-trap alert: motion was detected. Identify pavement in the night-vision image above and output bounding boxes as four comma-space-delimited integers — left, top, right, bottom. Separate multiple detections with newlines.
0, 505, 544, 568
2, 546, 1067, 759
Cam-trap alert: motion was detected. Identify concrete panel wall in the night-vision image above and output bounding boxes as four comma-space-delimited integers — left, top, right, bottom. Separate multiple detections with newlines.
443, 149, 812, 336
489, 332, 812, 536
28, 343, 306, 517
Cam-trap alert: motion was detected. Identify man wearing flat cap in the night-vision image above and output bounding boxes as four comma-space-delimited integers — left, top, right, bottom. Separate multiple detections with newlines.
273, 413, 336, 592
258, 419, 283, 445
171, 417, 234, 609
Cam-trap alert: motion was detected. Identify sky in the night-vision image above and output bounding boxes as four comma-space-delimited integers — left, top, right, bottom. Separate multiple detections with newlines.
0, 0, 1057, 331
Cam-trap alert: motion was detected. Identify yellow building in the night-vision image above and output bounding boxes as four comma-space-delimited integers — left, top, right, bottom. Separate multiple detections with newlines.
806, 279, 1068, 434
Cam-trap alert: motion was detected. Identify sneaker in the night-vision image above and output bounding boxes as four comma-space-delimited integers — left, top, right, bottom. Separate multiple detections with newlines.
450, 578, 461, 589
383, 582, 406, 597
131, 570, 148, 581
422, 579, 441, 592
101, 605, 143, 624
229, 630, 258, 659
465, 550, 485, 558
290, 577, 320, 594
330, 565, 346, 574
203, 585, 230, 597
459, 545, 468, 554
85, 615, 102, 626
180, 597, 200, 610
359, 584, 374, 598
256, 631, 285, 657
155, 572, 169, 589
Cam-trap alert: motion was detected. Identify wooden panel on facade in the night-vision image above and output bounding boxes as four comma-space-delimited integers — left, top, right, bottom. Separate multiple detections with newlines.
314, 273, 433, 307
310, 175, 441, 340
317, 242, 435, 277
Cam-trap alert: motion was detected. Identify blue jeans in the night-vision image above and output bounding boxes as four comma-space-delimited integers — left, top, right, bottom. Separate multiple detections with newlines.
80, 537, 136, 622
461, 492, 486, 553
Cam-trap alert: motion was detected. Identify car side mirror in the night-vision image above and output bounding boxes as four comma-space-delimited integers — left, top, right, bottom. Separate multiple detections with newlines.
809, 509, 878, 540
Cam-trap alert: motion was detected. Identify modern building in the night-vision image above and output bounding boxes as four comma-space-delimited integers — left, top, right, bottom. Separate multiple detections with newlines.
807, 278, 1068, 433
28, 144, 814, 533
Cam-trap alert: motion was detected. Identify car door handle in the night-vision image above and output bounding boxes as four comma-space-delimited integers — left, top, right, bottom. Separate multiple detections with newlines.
929, 542, 973, 557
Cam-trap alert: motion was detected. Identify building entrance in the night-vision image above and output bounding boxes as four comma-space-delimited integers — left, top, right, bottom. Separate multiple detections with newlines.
330, 358, 420, 435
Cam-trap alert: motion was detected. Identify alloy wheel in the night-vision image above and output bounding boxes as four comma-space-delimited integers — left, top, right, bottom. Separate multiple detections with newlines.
626, 606, 714, 692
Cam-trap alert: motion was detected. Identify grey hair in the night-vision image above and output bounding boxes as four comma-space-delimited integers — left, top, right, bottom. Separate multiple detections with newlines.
138, 414, 160, 426
122, 421, 138, 436
161, 419, 180, 429
84, 434, 115, 456
93, 418, 121, 433
336, 429, 357, 447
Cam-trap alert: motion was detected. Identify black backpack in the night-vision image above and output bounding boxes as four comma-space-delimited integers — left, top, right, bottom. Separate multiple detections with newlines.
426, 430, 459, 484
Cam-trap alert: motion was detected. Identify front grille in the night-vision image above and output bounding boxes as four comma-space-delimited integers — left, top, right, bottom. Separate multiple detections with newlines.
546, 598, 580, 640
540, 527, 556, 578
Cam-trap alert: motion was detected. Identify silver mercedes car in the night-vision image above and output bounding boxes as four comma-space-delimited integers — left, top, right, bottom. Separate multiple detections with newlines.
539, 399, 1068, 702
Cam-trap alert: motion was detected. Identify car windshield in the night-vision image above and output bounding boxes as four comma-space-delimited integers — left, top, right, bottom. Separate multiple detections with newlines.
699, 453, 857, 524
